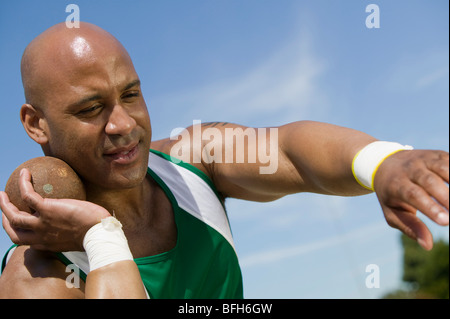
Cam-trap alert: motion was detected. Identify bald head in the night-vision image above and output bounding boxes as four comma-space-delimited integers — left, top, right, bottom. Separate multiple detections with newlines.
21, 22, 133, 107
18, 22, 151, 188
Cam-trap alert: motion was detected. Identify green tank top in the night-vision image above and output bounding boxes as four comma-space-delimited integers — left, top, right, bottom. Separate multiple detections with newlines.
1, 150, 243, 299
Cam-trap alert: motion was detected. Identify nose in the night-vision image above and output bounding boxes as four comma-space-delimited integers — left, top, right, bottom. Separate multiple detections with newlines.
105, 104, 137, 136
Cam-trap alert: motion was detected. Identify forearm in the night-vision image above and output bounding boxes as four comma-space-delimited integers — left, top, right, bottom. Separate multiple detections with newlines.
83, 217, 147, 299
281, 121, 377, 196
85, 261, 147, 299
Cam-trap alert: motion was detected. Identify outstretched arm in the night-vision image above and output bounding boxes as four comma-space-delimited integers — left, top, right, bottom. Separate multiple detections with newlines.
185, 121, 379, 199
178, 121, 448, 250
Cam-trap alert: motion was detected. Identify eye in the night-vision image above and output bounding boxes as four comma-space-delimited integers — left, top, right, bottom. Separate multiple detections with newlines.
122, 91, 140, 100
78, 104, 103, 115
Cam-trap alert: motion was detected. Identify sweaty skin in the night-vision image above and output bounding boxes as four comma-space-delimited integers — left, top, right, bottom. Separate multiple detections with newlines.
0, 22, 448, 299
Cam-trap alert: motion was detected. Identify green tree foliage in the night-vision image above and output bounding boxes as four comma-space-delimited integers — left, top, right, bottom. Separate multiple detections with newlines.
384, 235, 449, 299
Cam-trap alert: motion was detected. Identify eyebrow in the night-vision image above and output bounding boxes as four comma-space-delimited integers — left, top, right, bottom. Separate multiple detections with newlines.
68, 79, 141, 110
69, 94, 103, 109
122, 79, 141, 91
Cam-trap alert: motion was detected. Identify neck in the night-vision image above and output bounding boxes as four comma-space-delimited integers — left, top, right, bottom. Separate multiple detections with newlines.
83, 175, 153, 226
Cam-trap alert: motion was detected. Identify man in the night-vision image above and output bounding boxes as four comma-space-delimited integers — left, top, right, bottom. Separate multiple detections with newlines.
0, 22, 448, 299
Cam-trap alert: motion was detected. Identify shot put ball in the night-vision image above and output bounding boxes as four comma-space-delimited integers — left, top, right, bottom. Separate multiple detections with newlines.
5, 156, 86, 213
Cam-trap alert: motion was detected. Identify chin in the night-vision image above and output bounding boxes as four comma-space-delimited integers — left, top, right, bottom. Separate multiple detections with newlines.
83, 162, 148, 191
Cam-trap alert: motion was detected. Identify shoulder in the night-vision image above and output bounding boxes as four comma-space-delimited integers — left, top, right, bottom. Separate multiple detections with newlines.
151, 136, 214, 180
0, 245, 85, 299
150, 137, 173, 155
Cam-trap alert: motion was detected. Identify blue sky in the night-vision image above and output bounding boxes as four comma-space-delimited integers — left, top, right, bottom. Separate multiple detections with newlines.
0, 0, 448, 298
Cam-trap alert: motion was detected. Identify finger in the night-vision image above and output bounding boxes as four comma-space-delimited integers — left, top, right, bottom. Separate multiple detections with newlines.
0, 191, 40, 230
398, 181, 449, 226
2, 213, 39, 246
384, 207, 433, 250
426, 151, 449, 184
19, 168, 45, 212
397, 210, 434, 250
412, 168, 449, 211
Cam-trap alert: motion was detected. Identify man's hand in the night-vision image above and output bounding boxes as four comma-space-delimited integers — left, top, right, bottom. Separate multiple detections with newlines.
0, 168, 111, 252
373, 149, 449, 250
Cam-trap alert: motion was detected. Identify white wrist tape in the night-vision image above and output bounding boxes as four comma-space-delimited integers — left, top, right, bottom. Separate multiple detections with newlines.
352, 141, 414, 191
83, 217, 134, 272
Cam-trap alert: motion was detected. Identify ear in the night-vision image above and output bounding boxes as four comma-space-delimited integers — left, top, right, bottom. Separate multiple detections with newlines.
20, 103, 49, 145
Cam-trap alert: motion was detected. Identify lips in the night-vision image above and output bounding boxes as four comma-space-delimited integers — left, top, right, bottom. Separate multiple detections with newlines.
103, 143, 140, 164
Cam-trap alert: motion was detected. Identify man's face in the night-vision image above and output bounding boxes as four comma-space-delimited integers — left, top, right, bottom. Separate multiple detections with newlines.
38, 36, 152, 191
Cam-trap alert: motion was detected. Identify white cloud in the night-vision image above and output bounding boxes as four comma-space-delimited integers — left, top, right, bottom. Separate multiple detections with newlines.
152, 29, 327, 126
416, 67, 449, 88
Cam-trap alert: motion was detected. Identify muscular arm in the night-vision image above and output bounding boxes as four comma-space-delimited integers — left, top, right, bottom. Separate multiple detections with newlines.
0, 246, 146, 299
157, 120, 449, 249
0, 246, 85, 299
210, 121, 377, 200
85, 261, 147, 298
158, 121, 376, 201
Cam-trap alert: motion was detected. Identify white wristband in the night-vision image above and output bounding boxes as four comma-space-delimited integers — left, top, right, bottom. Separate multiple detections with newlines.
352, 141, 414, 191
83, 217, 134, 272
